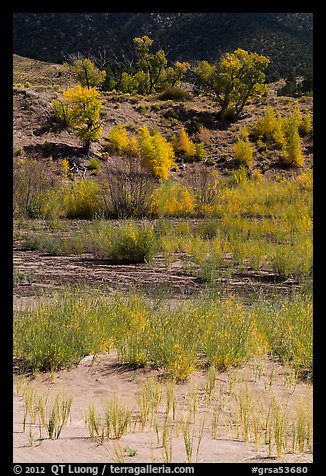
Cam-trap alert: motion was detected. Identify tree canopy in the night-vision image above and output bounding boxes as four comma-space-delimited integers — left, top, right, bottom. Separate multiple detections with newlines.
195, 48, 270, 121
63, 85, 103, 153
104, 36, 190, 95
64, 58, 106, 89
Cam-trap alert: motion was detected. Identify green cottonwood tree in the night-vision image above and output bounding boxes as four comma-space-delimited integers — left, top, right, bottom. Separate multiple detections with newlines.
195, 48, 270, 121
64, 58, 106, 89
132, 36, 190, 94
133, 36, 168, 94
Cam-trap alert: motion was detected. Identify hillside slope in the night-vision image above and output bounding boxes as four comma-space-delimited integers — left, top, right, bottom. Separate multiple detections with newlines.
13, 13, 313, 81
13, 54, 313, 182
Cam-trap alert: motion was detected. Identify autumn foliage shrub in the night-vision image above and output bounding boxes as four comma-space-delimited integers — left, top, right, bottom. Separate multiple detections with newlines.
233, 138, 254, 168
137, 127, 175, 180
250, 107, 280, 143
64, 179, 103, 219
281, 117, 304, 167
172, 127, 206, 161
291, 105, 312, 136
151, 181, 195, 217
249, 105, 309, 167
249, 107, 284, 149
106, 125, 130, 153
106, 125, 174, 180
173, 127, 196, 156
106, 124, 140, 157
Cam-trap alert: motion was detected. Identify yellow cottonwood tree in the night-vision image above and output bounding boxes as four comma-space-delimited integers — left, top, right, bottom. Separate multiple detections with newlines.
63, 85, 102, 154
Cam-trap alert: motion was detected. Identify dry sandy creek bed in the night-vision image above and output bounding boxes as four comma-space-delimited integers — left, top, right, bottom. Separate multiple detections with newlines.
13, 243, 311, 464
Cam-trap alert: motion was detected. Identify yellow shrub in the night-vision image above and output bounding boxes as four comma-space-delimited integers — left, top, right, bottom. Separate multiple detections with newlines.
233, 139, 254, 167
299, 112, 312, 135
166, 342, 195, 381
172, 127, 206, 162
296, 170, 313, 190
107, 125, 130, 153
252, 169, 263, 181
291, 104, 303, 128
138, 127, 174, 180
176, 127, 197, 157
64, 179, 102, 219
151, 181, 195, 216
127, 136, 140, 156
273, 116, 286, 148
251, 107, 278, 142
107, 125, 142, 157
281, 117, 304, 167
240, 126, 250, 141
60, 159, 70, 177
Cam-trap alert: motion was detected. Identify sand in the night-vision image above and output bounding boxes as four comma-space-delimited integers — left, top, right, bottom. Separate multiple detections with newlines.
13, 354, 313, 464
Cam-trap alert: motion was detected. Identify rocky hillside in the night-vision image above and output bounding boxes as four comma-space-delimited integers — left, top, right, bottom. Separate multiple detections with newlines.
13, 13, 313, 81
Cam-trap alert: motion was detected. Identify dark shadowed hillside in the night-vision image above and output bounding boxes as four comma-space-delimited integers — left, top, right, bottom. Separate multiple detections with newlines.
13, 12, 313, 81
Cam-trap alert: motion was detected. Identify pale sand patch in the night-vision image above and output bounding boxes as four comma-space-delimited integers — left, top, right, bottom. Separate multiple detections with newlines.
13, 354, 312, 464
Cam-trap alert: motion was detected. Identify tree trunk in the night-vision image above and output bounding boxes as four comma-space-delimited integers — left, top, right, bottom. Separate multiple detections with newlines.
219, 92, 230, 122
83, 141, 91, 156
220, 102, 228, 122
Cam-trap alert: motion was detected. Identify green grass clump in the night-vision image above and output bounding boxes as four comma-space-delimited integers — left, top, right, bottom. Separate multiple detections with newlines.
40, 393, 72, 440
111, 292, 153, 367
21, 388, 72, 443
102, 396, 132, 439
87, 158, 101, 172
84, 396, 131, 442
254, 294, 313, 379
23, 233, 88, 256
23, 221, 158, 264
103, 222, 158, 264
158, 87, 192, 102
14, 287, 312, 380
13, 289, 109, 373
202, 298, 254, 370
148, 302, 203, 381
13, 267, 36, 286
270, 240, 312, 279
